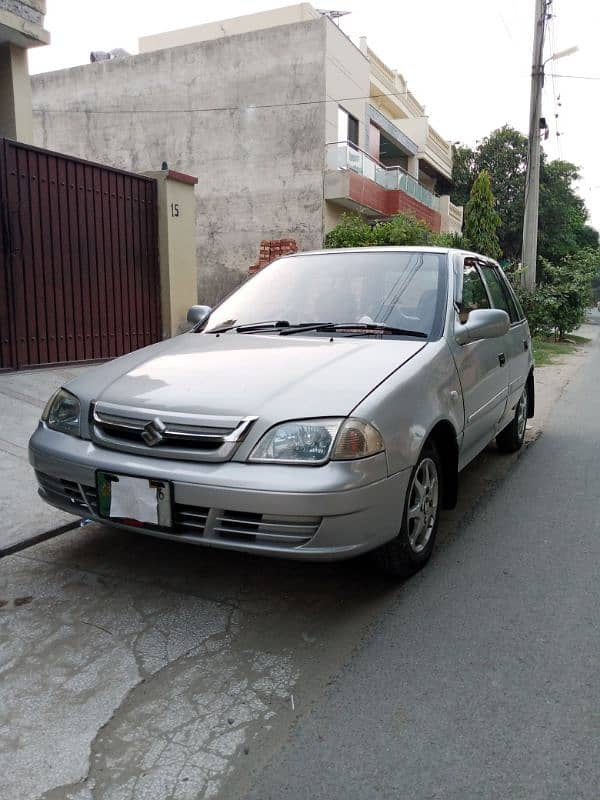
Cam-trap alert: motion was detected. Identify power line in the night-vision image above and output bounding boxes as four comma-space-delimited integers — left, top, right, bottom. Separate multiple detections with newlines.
34, 88, 432, 117
551, 73, 600, 80
496, 6, 514, 41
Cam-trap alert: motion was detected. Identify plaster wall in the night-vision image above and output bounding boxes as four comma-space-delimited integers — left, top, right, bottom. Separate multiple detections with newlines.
32, 19, 328, 304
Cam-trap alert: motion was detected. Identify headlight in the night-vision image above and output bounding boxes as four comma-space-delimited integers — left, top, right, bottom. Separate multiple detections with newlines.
249, 418, 384, 465
42, 388, 81, 436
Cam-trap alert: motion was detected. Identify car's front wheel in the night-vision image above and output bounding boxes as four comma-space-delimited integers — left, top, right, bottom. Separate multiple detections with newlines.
372, 441, 442, 578
496, 385, 528, 453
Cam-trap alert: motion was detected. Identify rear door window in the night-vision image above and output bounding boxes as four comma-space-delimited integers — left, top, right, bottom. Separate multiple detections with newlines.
480, 265, 521, 324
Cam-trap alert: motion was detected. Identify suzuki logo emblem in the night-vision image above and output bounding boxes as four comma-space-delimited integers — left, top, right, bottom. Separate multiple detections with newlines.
142, 417, 167, 446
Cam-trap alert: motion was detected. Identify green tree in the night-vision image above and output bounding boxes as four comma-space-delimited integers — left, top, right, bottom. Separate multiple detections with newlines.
463, 171, 502, 260
475, 127, 528, 260
451, 125, 598, 264
452, 126, 527, 259
449, 144, 475, 208
538, 160, 596, 265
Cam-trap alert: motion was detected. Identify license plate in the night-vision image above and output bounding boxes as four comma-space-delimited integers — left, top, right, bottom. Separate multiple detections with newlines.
97, 472, 172, 528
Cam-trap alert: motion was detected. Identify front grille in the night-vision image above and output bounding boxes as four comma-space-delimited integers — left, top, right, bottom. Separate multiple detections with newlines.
36, 471, 98, 513
173, 503, 210, 534
90, 402, 257, 462
172, 503, 321, 547
94, 411, 230, 450
36, 472, 321, 550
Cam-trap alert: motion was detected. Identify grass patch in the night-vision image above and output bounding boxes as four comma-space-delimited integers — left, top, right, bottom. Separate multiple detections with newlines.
565, 334, 592, 345
533, 336, 585, 367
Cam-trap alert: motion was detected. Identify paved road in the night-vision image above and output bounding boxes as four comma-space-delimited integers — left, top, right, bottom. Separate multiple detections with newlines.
239, 319, 600, 800
1, 320, 598, 800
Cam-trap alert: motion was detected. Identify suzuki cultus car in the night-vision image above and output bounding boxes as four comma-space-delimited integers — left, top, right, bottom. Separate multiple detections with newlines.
30, 248, 533, 576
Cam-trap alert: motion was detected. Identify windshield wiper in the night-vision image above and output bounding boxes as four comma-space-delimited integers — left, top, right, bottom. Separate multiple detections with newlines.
206, 320, 291, 334
279, 322, 427, 338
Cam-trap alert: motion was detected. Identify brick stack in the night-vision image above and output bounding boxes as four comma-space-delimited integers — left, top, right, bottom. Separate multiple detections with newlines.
249, 238, 298, 275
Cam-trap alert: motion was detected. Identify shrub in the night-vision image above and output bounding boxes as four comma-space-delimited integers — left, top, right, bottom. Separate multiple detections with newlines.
325, 212, 470, 251
508, 249, 600, 339
372, 213, 432, 246
324, 213, 375, 248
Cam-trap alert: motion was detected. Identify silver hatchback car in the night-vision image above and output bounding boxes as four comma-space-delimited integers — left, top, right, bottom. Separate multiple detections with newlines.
30, 247, 533, 577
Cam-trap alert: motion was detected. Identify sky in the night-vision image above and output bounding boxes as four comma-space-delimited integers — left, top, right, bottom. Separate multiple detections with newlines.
28, 0, 600, 229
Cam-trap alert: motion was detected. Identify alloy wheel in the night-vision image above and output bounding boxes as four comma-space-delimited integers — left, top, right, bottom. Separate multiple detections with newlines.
407, 457, 439, 553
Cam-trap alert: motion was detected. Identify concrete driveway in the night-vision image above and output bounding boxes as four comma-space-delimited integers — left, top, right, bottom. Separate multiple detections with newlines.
0, 366, 90, 551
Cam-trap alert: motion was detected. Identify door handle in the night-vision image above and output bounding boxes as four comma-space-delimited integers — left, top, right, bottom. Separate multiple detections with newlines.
498, 353, 506, 367
523, 339, 529, 351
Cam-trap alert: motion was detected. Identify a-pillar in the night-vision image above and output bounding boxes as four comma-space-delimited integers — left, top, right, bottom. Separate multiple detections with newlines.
143, 169, 198, 338
0, 43, 33, 142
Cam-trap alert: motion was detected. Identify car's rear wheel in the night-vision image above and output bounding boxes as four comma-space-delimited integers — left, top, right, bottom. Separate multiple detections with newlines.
372, 441, 442, 578
496, 385, 528, 453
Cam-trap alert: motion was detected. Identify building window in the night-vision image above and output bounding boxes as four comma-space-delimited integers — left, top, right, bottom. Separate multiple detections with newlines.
338, 106, 359, 147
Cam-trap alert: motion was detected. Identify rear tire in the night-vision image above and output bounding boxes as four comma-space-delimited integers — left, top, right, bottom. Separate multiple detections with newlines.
496, 385, 528, 453
372, 441, 443, 578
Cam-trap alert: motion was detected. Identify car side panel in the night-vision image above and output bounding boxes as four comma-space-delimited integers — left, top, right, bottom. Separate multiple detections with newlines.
448, 323, 509, 469
478, 262, 533, 427
500, 318, 532, 425
352, 339, 464, 476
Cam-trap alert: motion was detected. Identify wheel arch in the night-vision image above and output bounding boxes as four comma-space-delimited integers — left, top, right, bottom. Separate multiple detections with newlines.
427, 419, 459, 510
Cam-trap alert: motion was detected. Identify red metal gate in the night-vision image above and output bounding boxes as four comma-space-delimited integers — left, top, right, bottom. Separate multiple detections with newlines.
0, 139, 161, 370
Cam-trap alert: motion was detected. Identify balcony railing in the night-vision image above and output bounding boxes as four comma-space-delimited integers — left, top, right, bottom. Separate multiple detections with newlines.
326, 142, 439, 212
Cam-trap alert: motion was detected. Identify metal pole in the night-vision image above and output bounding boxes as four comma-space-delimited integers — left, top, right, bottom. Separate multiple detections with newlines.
522, 0, 548, 291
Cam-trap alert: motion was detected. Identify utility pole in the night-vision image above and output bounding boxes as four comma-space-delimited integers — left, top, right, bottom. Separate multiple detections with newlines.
522, 0, 549, 291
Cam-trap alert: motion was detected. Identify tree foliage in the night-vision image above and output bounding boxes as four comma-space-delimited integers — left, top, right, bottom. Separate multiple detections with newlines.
463, 171, 502, 260
449, 145, 475, 209
538, 160, 598, 264
323, 213, 375, 249
451, 125, 598, 263
508, 249, 600, 339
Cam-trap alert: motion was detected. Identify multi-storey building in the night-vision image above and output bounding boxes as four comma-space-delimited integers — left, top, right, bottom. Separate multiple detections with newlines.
32, 3, 462, 303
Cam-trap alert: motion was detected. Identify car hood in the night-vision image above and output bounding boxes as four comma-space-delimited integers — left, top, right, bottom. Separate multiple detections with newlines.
69, 332, 426, 420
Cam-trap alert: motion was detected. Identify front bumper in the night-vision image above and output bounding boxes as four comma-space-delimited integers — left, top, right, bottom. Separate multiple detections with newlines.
29, 424, 410, 561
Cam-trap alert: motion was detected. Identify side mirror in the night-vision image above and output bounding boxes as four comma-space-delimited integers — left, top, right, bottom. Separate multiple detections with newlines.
455, 308, 510, 345
187, 305, 212, 327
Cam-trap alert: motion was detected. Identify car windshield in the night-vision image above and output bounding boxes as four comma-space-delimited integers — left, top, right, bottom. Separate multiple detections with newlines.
205, 251, 448, 338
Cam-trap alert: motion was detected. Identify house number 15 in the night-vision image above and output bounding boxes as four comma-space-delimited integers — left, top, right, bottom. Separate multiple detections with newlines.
170, 203, 180, 217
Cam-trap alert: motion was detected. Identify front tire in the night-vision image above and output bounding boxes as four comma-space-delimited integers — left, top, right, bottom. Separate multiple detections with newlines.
496, 385, 528, 453
372, 442, 443, 578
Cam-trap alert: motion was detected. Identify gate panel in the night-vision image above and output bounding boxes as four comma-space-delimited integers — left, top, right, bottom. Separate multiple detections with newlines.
0, 139, 160, 369
0, 142, 14, 369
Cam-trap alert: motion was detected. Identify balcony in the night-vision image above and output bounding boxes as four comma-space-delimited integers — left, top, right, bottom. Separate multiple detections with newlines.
393, 117, 453, 181
366, 46, 425, 120
326, 142, 439, 211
